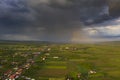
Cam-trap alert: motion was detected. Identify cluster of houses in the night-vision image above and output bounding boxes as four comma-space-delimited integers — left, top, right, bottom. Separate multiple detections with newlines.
2, 64, 31, 80
21, 76, 35, 80
3, 68, 22, 80
66, 70, 97, 80
0, 45, 98, 80
89, 70, 96, 74
1, 51, 42, 80
59, 47, 78, 51
0, 45, 52, 80
0, 47, 44, 51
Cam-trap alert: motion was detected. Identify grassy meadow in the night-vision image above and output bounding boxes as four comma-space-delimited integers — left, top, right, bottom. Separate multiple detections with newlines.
0, 41, 120, 80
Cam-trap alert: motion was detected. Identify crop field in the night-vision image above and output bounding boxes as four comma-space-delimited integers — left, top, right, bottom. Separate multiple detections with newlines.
0, 41, 120, 80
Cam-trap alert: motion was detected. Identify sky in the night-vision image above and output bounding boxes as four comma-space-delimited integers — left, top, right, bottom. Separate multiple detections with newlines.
0, 0, 120, 42
82, 18, 120, 42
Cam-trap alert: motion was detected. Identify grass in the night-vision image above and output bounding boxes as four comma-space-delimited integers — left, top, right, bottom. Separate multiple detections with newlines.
36, 43, 120, 79
49, 78, 65, 80
1, 42, 120, 80
44, 66, 67, 69
38, 69, 68, 77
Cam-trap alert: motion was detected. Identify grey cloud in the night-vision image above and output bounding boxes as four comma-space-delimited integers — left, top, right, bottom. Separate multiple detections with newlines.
0, 0, 111, 42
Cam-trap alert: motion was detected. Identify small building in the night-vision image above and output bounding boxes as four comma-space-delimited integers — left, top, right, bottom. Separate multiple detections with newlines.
53, 56, 59, 59
89, 70, 96, 74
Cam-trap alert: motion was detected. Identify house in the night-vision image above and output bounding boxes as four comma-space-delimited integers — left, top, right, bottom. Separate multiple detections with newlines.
77, 73, 81, 78
53, 56, 59, 59
45, 53, 50, 56
4, 70, 12, 76
9, 74, 16, 80
89, 70, 96, 74
42, 57, 46, 61
65, 47, 69, 50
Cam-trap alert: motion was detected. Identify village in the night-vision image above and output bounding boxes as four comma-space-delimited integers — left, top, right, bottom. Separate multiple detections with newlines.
1, 52, 41, 80
0, 45, 97, 80
0, 42, 120, 80
0, 45, 51, 80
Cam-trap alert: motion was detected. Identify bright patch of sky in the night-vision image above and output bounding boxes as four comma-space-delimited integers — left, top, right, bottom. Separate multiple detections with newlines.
83, 17, 120, 38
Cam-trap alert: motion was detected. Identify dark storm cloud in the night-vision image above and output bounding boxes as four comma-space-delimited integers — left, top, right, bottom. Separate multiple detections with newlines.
0, 0, 109, 41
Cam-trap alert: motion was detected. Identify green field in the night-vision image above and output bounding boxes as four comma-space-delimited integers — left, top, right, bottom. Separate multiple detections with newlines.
0, 41, 120, 80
